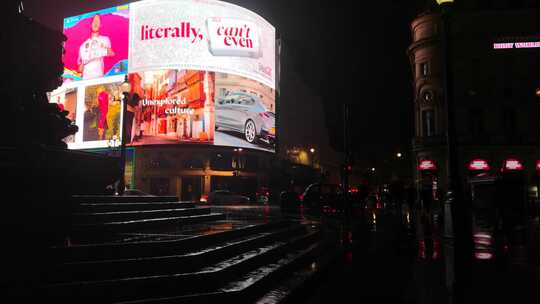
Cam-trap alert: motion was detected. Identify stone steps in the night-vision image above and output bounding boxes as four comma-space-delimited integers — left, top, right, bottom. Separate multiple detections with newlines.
40, 223, 323, 303
47, 224, 307, 283
73, 207, 212, 224
68, 197, 223, 243
76, 202, 196, 213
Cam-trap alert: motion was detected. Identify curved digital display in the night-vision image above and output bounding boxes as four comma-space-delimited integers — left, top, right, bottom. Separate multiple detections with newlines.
52, 0, 276, 153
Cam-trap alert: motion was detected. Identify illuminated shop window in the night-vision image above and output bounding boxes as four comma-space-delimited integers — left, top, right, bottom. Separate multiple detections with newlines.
502, 107, 517, 135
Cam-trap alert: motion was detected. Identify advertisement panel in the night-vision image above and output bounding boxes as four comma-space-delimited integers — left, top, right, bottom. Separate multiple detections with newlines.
52, 0, 276, 153
49, 86, 78, 143
63, 5, 129, 82
127, 69, 215, 145
82, 82, 123, 142
128, 0, 275, 90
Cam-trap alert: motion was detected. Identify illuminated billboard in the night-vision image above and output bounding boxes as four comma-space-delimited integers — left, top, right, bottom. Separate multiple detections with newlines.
63, 5, 129, 82
52, 0, 276, 153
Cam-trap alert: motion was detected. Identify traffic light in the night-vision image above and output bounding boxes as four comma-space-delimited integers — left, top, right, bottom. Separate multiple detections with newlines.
341, 164, 352, 174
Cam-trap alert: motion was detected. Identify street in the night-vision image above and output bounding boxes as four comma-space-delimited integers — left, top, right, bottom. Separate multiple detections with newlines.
298, 203, 540, 304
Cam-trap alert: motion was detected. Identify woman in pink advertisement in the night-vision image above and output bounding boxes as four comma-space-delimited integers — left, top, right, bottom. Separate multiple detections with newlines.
97, 88, 109, 139
78, 15, 115, 80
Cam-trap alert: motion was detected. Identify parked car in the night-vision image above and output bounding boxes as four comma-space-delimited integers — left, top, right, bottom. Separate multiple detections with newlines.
255, 187, 271, 203
215, 92, 275, 145
300, 183, 343, 214
205, 190, 250, 204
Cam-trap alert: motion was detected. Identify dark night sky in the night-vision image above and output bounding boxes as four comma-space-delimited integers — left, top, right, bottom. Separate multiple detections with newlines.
21, 0, 430, 164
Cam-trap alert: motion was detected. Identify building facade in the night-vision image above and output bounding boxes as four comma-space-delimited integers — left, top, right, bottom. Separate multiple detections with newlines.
408, 7, 540, 202
120, 145, 275, 200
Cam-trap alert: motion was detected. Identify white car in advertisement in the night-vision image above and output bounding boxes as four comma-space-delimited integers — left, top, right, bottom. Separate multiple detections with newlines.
216, 92, 275, 146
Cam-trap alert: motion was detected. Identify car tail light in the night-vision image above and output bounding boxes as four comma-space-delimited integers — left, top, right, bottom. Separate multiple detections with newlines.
200, 195, 208, 203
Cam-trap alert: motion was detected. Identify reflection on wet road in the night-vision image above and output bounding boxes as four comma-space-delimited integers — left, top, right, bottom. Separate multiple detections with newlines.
303, 203, 540, 304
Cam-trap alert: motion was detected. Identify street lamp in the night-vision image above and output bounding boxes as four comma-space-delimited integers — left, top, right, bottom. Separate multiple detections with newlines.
396, 152, 402, 159
309, 147, 316, 168
118, 75, 131, 195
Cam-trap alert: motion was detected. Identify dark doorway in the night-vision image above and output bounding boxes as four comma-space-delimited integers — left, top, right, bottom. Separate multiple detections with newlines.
150, 178, 170, 196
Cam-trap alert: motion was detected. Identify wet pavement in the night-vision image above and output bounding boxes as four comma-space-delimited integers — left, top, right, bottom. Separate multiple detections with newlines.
299, 204, 540, 304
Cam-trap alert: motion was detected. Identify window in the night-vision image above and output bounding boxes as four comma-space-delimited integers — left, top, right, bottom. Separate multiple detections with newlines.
232, 155, 246, 169
183, 158, 203, 169
237, 96, 254, 106
219, 88, 228, 97
422, 110, 435, 137
468, 107, 484, 135
243, 155, 259, 171
422, 91, 433, 102
503, 87, 513, 98
502, 107, 517, 135
421, 62, 429, 77
211, 153, 233, 170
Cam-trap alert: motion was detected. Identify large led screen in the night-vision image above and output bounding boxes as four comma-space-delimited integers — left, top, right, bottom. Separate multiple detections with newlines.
63, 5, 129, 82
52, 0, 276, 153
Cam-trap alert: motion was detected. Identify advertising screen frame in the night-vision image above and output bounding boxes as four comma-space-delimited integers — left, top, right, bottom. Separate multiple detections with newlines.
53, 0, 277, 153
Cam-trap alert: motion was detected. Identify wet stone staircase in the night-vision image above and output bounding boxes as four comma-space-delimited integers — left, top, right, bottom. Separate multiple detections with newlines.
68, 196, 225, 244
34, 196, 339, 303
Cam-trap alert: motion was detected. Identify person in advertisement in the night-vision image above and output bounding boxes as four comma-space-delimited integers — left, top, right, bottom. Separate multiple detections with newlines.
97, 87, 109, 140
78, 14, 115, 80
125, 93, 141, 144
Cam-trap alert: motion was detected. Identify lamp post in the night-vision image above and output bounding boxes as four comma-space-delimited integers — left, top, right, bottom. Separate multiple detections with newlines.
118, 75, 131, 195
309, 147, 315, 168
436, 1, 463, 302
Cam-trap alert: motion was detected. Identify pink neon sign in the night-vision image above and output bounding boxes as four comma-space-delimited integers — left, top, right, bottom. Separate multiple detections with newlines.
418, 160, 437, 171
468, 159, 490, 171
493, 41, 540, 49
504, 159, 524, 171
